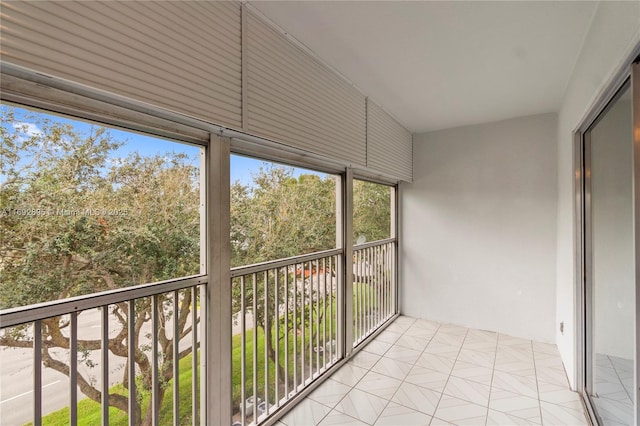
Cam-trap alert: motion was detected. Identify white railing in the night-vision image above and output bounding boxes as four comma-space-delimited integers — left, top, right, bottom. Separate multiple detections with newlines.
353, 238, 396, 346
230, 249, 341, 426
0, 276, 205, 426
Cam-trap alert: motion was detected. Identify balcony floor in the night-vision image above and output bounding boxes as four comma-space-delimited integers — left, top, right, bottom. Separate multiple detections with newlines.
277, 315, 588, 425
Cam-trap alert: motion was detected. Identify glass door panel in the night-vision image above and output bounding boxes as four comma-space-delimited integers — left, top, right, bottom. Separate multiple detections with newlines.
585, 82, 635, 425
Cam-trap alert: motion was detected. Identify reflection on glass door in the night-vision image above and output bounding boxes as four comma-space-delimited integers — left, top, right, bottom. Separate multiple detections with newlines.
584, 82, 635, 425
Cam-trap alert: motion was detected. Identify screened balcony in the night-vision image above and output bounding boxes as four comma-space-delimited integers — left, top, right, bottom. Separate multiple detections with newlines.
1, 1, 640, 426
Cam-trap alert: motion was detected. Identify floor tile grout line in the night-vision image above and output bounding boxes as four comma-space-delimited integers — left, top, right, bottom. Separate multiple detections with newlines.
427, 326, 471, 426
531, 338, 544, 426
326, 405, 372, 425
331, 316, 430, 425
482, 331, 499, 426
606, 354, 634, 403
368, 317, 440, 425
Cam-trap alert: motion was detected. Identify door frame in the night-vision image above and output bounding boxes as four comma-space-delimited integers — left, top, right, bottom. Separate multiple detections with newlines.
574, 51, 640, 425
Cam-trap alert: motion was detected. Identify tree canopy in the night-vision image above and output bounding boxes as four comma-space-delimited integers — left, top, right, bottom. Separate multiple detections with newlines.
0, 106, 201, 425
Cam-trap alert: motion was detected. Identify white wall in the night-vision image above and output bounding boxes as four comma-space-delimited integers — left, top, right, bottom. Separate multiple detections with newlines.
555, 1, 640, 388
401, 113, 558, 343
591, 98, 634, 360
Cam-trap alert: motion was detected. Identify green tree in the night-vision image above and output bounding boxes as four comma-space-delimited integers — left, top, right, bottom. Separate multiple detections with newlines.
230, 166, 337, 403
231, 165, 336, 266
0, 107, 200, 426
353, 179, 391, 243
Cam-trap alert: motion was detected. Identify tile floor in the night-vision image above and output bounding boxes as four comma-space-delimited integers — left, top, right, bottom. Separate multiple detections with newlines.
277, 315, 590, 426
592, 353, 633, 425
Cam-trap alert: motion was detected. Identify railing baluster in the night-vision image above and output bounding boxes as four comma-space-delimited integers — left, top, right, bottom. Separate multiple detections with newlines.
385, 244, 389, 320
356, 249, 361, 344
300, 262, 305, 388
70, 312, 78, 426
361, 249, 365, 342
33, 320, 42, 426
364, 248, 367, 340
307, 261, 312, 382
128, 300, 136, 426
353, 250, 357, 344
312, 260, 317, 376
379, 246, 383, 324
173, 290, 180, 426
101, 306, 109, 426
382, 245, 387, 321
328, 256, 333, 362
284, 267, 289, 398
391, 243, 394, 316
264, 270, 269, 419
370, 247, 375, 335
375, 245, 380, 327
364, 248, 368, 338
274, 267, 279, 410
191, 286, 198, 426
152, 295, 159, 426
252, 273, 258, 426
293, 263, 298, 392
240, 277, 246, 426
360, 248, 364, 341
322, 257, 327, 370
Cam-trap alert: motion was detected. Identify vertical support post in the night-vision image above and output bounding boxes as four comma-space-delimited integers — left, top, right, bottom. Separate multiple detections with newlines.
341, 169, 354, 356
573, 129, 586, 399
631, 61, 640, 426
391, 185, 398, 314
205, 133, 231, 426
197, 145, 206, 426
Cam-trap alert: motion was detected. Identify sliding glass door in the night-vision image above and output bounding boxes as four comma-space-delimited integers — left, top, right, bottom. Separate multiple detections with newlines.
578, 62, 639, 426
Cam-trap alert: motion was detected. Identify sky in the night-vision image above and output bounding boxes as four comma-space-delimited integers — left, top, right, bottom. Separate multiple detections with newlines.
1, 104, 325, 187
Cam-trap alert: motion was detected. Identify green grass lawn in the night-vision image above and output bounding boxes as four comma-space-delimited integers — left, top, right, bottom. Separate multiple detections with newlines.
33, 352, 198, 426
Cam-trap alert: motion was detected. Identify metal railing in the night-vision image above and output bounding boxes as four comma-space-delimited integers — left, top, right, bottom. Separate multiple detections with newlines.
0, 277, 205, 426
353, 238, 396, 346
230, 249, 341, 426
0, 240, 397, 426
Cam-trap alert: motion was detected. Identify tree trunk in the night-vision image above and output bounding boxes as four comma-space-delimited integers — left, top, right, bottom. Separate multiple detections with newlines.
263, 323, 288, 387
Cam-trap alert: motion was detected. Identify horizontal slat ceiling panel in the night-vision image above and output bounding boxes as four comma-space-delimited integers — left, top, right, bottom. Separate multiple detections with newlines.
245, 11, 366, 166
0, 1, 242, 128
367, 99, 413, 182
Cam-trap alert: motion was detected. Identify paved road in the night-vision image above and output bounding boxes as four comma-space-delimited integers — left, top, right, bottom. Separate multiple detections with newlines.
0, 309, 252, 426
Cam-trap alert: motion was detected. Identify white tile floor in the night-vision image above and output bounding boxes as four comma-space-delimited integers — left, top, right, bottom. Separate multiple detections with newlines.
593, 353, 634, 425
278, 316, 589, 426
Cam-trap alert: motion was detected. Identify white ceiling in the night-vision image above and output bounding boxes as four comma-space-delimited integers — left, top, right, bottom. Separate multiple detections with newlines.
248, 1, 598, 133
